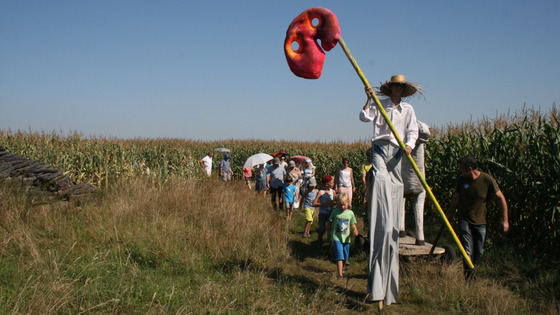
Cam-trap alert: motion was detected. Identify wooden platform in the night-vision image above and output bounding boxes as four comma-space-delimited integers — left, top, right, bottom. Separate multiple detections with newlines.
399, 235, 445, 256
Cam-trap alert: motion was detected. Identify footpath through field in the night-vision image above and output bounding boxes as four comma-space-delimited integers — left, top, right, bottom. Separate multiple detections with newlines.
283, 207, 381, 313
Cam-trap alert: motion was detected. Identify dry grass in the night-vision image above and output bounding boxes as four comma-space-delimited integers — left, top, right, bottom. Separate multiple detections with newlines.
0, 176, 557, 314
0, 177, 291, 313
398, 261, 528, 314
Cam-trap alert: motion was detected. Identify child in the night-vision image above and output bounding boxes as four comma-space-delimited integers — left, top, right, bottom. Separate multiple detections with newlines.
327, 193, 358, 280
219, 153, 233, 183
255, 164, 268, 197
242, 166, 253, 190
313, 175, 336, 245
283, 176, 298, 220
302, 177, 318, 237
288, 160, 302, 208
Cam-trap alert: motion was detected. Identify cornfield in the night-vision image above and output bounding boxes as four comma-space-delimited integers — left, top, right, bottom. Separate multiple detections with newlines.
1, 105, 558, 256
0, 130, 370, 190
426, 106, 560, 257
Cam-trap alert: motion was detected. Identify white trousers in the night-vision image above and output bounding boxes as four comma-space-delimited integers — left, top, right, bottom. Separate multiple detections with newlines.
399, 191, 426, 241
366, 140, 402, 305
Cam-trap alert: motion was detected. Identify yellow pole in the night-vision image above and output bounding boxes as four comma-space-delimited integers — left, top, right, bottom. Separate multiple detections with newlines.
338, 37, 473, 268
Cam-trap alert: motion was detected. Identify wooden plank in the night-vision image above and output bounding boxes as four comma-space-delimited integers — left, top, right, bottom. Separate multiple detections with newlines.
2, 160, 35, 174
399, 235, 445, 256
0, 151, 95, 197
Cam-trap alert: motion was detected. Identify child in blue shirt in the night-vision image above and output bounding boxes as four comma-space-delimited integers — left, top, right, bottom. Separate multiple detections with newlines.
327, 193, 358, 280
283, 176, 298, 220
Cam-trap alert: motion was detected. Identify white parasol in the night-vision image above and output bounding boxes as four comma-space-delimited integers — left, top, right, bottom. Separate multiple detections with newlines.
214, 147, 231, 152
243, 153, 274, 168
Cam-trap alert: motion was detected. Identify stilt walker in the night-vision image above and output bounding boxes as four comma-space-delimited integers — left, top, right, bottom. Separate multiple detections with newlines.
360, 74, 421, 306
283, 7, 474, 311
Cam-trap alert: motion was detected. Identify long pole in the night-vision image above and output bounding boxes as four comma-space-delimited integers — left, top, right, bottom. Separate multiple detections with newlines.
338, 37, 473, 268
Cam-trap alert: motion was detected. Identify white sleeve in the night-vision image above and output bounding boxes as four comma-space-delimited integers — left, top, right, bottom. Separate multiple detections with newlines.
359, 102, 377, 122
404, 109, 419, 149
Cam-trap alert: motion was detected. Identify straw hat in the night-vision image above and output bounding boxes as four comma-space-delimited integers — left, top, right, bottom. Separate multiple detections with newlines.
378, 74, 423, 97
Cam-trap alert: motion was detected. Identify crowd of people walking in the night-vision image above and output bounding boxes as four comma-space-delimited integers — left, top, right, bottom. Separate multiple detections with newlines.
196, 74, 510, 312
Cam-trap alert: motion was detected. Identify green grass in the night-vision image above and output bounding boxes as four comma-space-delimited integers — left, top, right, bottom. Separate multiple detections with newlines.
0, 177, 558, 314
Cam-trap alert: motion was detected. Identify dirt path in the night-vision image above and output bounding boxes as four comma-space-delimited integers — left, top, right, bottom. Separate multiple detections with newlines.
284, 209, 379, 312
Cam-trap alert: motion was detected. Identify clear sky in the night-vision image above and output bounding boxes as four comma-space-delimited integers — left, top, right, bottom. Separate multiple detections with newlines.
1, 1, 559, 142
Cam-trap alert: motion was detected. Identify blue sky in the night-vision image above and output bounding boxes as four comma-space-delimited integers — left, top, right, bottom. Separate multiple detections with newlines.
1, 1, 558, 142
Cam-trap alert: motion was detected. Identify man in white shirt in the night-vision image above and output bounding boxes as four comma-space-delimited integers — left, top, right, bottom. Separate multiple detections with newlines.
360, 74, 421, 308
199, 152, 213, 176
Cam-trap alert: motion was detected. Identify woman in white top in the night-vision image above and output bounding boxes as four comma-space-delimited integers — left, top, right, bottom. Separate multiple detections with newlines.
334, 158, 355, 208
303, 160, 315, 180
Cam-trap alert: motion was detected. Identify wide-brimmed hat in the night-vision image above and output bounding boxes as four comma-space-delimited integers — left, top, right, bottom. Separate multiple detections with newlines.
378, 74, 423, 98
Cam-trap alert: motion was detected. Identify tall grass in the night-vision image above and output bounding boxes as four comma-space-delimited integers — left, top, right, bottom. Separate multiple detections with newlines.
3, 176, 555, 313
1, 105, 559, 312
0, 177, 291, 313
5, 106, 558, 256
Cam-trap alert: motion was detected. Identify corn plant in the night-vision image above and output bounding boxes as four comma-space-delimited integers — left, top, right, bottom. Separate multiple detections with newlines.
1, 105, 558, 256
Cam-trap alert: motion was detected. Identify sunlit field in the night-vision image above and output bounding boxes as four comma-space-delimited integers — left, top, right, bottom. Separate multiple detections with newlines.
1, 105, 558, 313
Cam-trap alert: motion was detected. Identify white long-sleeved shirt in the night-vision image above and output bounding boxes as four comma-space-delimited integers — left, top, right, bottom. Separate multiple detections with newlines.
359, 97, 419, 149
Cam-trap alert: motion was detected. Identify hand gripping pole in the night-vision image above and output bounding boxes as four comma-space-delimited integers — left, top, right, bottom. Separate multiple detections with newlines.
338, 37, 474, 268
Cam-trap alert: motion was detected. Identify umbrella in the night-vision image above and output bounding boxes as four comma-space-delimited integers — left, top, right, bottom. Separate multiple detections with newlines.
290, 155, 311, 165
271, 151, 289, 158
214, 147, 231, 152
243, 153, 274, 168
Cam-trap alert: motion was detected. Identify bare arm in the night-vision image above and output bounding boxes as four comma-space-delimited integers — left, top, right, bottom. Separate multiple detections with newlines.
496, 190, 509, 232
350, 168, 356, 192
363, 87, 374, 110
360, 88, 376, 122
352, 223, 359, 237
312, 191, 323, 207
448, 192, 460, 216
334, 170, 340, 193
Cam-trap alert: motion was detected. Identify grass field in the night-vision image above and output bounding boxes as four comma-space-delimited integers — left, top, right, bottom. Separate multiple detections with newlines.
1, 176, 558, 314
1, 106, 559, 313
